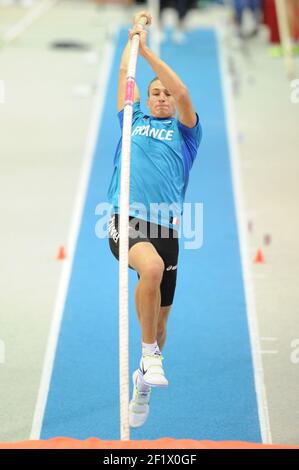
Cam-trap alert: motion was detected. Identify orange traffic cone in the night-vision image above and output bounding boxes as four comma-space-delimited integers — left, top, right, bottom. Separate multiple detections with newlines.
254, 248, 265, 264
56, 246, 66, 260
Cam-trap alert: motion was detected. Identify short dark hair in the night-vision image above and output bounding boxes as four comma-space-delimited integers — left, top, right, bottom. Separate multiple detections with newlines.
147, 76, 160, 97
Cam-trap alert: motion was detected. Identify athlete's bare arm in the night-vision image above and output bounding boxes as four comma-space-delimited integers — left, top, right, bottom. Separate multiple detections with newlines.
129, 15, 197, 128
117, 40, 140, 112
117, 12, 152, 112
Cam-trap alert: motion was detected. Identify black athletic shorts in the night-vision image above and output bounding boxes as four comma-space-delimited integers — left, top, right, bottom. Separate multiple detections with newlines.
108, 214, 179, 307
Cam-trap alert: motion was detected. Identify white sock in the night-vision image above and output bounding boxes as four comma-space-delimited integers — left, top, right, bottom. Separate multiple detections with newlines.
142, 341, 160, 357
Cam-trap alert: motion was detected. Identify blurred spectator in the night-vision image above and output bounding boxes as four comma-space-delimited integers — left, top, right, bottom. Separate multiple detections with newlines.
160, 0, 196, 24
287, 0, 299, 42
233, 0, 261, 38
262, 0, 299, 44
159, 0, 197, 43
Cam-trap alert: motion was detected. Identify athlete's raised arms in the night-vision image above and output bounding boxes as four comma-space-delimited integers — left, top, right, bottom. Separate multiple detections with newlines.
128, 13, 197, 128
117, 12, 152, 112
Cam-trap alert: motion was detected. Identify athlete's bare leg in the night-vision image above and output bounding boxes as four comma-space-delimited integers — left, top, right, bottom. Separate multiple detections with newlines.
129, 242, 164, 344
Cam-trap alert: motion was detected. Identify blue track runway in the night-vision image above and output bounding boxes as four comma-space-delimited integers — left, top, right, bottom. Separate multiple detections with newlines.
40, 28, 261, 441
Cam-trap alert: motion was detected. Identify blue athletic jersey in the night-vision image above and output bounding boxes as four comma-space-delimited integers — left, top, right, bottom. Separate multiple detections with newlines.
107, 101, 202, 228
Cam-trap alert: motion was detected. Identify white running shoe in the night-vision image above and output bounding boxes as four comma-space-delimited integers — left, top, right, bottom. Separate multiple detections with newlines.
140, 353, 168, 388
129, 370, 151, 428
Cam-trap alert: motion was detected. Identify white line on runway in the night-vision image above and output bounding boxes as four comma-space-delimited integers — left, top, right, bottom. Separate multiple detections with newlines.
260, 350, 278, 354
30, 30, 118, 440
1, 0, 59, 45
217, 27, 272, 444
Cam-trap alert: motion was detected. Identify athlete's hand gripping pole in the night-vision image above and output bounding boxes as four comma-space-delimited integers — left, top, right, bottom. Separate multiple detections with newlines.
119, 14, 150, 441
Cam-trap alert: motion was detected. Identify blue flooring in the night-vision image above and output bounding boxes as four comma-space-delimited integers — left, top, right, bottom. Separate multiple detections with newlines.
41, 28, 261, 442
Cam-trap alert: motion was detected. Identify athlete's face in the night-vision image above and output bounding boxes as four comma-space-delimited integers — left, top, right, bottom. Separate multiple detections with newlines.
147, 80, 177, 118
